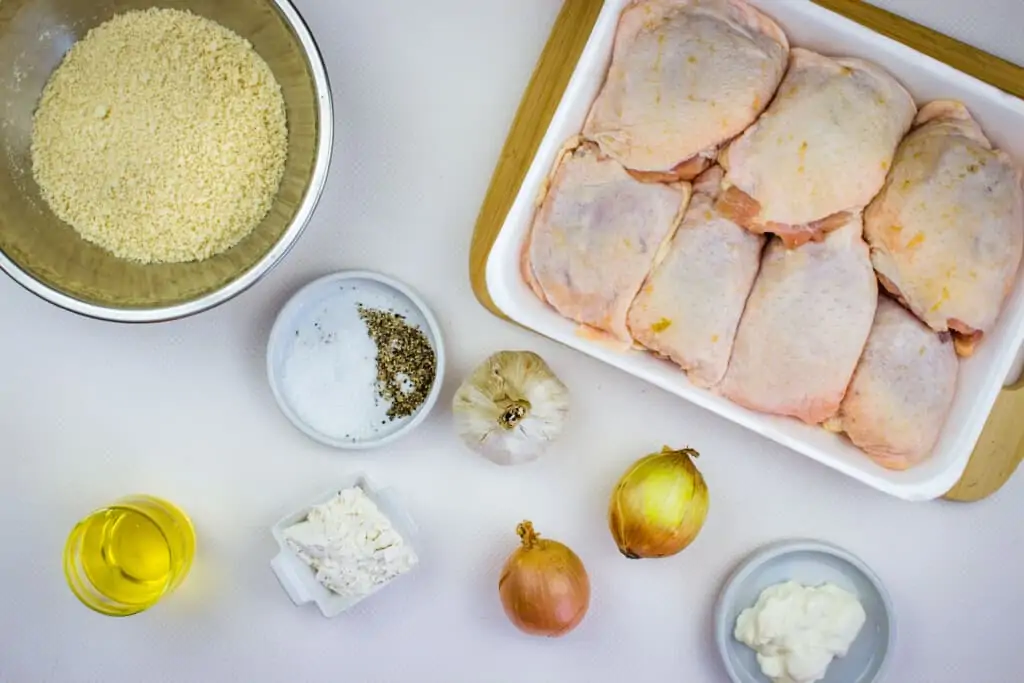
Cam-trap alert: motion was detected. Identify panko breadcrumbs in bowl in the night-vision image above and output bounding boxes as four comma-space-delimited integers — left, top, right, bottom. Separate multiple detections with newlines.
0, 0, 333, 322
32, 8, 290, 265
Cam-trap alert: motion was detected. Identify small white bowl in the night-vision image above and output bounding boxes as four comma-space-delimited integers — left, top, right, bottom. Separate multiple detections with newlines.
270, 473, 420, 618
714, 539, 895, 683
266, 270, 445, 450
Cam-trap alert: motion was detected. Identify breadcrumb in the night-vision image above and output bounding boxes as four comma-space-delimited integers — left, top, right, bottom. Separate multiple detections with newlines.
31, 8, 288, 264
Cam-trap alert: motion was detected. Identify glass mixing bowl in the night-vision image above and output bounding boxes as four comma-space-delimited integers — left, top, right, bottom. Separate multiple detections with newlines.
0, 0, 333, 322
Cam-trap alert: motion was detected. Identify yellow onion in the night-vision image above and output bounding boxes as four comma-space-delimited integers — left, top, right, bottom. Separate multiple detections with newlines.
609, 446, 709, 559
498, 521, 590, 637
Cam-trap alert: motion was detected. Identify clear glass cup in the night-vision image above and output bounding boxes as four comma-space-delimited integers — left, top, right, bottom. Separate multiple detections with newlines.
63, 495, 195, 617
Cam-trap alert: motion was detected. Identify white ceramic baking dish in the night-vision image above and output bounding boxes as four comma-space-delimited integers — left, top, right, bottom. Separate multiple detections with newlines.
486, 0, 1024, 501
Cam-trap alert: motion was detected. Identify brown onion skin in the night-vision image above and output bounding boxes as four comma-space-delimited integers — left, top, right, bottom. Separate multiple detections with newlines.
498, 521, 590, 637
609, 447, 709, 559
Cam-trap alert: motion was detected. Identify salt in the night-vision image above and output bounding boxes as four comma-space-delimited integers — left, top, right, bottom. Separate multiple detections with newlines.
280, 286, 416, 443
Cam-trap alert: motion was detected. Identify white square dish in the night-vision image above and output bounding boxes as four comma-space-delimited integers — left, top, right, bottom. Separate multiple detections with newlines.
270, 474, 420, 618
486, 0, 1024, 501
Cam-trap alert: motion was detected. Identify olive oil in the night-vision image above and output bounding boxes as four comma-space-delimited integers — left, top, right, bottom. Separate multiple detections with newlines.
64, 496, 195, 616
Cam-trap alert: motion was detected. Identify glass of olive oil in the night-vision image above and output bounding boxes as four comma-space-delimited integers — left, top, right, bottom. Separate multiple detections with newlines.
63, 495, 195, 617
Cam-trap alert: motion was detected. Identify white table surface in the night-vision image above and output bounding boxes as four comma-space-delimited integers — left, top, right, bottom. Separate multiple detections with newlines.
1, 2, 1022, 682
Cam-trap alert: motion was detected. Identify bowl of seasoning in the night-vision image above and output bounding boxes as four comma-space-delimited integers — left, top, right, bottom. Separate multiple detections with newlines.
266, 270, 444, 449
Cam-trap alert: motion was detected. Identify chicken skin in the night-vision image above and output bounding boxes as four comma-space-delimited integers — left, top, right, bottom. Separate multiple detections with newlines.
584, 0, 789, 182
523, 140, 690, 343
718, 48, 916, 247
864, 100, 1024, 356
834, 296, 958, 470
719, 214, 878, 424
628, 166, 764, 387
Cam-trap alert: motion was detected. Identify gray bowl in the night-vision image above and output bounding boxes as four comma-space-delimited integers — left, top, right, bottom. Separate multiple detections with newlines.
714, 539, 894, 683
0, 0, 333, 322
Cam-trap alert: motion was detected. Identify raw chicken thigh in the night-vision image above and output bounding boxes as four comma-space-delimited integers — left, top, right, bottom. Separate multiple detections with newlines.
834, 296, 958, 470
719, 214, 878, 424
718, 48, 916, 247
523, 140, 690, 342
584, 0, 789, 182
864, 100, 1024, 356
628, 166, 764, 387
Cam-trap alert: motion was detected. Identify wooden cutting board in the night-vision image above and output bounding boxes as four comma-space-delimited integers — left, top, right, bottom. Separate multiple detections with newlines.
469, 0, 1024, 503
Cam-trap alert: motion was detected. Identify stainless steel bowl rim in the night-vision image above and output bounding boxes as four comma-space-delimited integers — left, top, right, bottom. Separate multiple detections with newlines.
0, 0, 334, 323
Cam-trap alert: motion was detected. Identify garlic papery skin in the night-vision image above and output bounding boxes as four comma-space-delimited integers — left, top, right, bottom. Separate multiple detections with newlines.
453, 351, 569, 465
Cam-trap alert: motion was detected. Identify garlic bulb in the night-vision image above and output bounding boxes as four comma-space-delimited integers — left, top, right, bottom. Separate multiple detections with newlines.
453, 351, 569, 465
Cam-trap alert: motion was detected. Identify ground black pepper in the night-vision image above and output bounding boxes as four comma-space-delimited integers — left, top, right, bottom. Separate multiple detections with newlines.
357, 305, 437, 421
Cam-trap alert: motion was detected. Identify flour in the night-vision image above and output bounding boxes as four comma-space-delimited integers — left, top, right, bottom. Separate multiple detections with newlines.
283, 488, 418, 599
